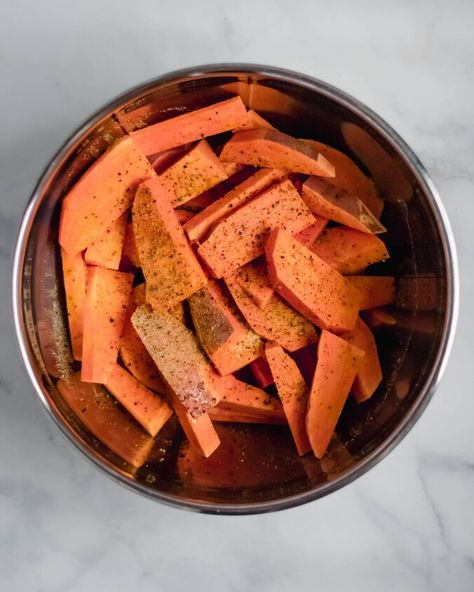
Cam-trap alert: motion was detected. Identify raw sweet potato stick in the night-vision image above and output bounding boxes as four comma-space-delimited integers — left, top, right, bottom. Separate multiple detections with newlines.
302, 177, 386, 234
61, 248, 87, 361
302, 139, 384, 218
59, 137, 155, 254
81, 267, 133, 383
130, 96, 249, 155
349, 276, 396, 309
266, 228, 361, 333
311, 227, 389, 274
220, 128, 335, 176
132, 177, 207, 311
105, 364, 173, 436
266, 343, 312, 456
306, 331, 364, 458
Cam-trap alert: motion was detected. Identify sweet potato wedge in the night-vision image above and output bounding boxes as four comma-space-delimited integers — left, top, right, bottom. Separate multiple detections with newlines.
61, 248, 87, 361
302, 177, 386, 234
58, 374, 153, 468
349, 276, 396, 309
199, 179, 315, 277
131, 305, 221, 418
265, 343, 311, 455
81, 267, 133, 383
302, 139, 384, 218
132, 177, 207, 311
233, 258, 274, 310
341, 318, 382, 402
306, 331, 364, 458
84, 212, 127, 270
104, 364, 173, 436
189, 281, 264, 375
59, 137, 155, 254
311, 227, 389, 274
216, 374, 284, 420
172, 396, 221, 458
184, 168, 285, 243
130, 96, 248, 155
294, 217, 328, 248
250, 357, 274, 388
220, 128, 335, 176
157, 140, 228, 207
266, 228, 361, 333
225, 273, 318, 351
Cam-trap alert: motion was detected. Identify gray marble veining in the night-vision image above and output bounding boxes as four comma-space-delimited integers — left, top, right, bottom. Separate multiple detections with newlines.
1, 1, 473, 590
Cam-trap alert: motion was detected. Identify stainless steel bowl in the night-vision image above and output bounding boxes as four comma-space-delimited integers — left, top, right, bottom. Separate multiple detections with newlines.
12, 64, 458, 514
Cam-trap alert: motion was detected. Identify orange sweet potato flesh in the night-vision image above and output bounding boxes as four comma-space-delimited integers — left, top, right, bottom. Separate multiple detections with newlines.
132, 177, 207, 311
363, 307, 397, 328
302, 177, 386, 234
225, 273, 318, 352
81, 267, 133, 383
216, 374, 285, 420
61, 248, 87, 361
266, 228, 361, 333
341, 318, 382, 403
121, 222, 141, 268
198, 179, 315, 278
150, 145, 190, 173
208, 406, 286, 425
238, 110, 275, 130
312, 227, 389, 274
104, 364, 173, 436
59, 137, 155, 255
294, 217, 328, 248
157, 140, 228, 207
220, 128, 335, 177
184, 168, 285, 242
250, 356, 274, 388
234, 258, 275, 310
131, 305, 221, 418
189, 281, 263, 375
306, 330, 364, 458
58, 374, 154, 467
171, 396, 221, 458
119, 285, 167, 394
130, 96, 249, 156
84, 212, 127, 270
349, 276, 396, 309
266, 343, 311, 456
303, 139, 384, 219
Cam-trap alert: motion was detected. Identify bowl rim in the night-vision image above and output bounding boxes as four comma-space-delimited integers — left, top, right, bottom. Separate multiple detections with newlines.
12, 63, 459, 515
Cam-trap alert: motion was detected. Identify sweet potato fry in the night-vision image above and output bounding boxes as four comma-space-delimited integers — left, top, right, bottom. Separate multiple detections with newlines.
61, 248, 87, 361
84, 212, 127, 270
266, 228, 361, 332
220, 128, 335, 176
349, 276, 396, 309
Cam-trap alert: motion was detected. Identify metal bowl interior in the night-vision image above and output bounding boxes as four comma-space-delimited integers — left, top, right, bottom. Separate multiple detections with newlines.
13, 65, 457, 514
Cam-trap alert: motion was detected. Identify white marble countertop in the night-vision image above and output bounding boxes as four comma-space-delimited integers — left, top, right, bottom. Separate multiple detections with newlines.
1, 1, 473, 590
